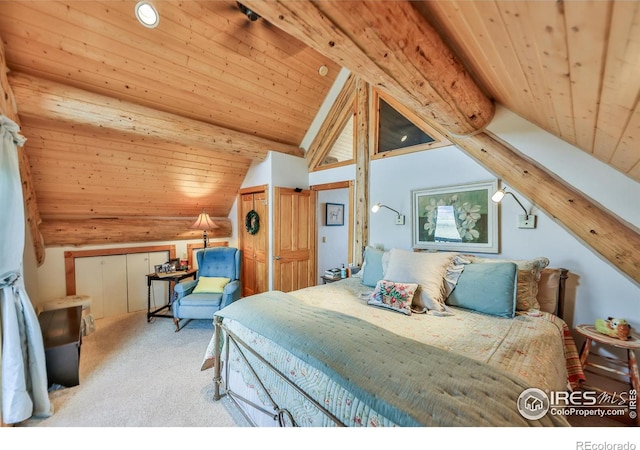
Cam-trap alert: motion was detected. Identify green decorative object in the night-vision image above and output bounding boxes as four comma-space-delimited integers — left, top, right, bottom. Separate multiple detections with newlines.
245, 210, 260, 235
594, 317, 631, 340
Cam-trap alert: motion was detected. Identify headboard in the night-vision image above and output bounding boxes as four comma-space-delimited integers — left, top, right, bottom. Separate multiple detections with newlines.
537, 268, 568, 319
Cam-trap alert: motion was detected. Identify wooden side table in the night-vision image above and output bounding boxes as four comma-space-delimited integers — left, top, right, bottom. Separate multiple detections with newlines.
146, 269, 197, 322
575, 324, 639, 425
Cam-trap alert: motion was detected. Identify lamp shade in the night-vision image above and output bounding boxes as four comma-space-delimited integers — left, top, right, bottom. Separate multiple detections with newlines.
491, 188, 506, 203
191, 211, 218, 230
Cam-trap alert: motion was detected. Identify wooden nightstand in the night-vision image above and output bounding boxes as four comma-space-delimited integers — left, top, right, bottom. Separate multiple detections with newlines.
575, 324, 639, 425
321, 275, 342, 284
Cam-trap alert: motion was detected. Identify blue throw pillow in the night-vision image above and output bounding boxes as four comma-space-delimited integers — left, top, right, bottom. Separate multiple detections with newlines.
361, 246, 385, 287
446, 262, 518, 318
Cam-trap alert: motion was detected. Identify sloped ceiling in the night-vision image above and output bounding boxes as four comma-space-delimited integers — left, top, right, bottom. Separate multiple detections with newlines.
0, 0, 340, 232
1, 1, 639, 270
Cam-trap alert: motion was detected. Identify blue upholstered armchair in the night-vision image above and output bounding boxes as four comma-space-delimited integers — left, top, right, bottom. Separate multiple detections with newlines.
172, 247, 241, 331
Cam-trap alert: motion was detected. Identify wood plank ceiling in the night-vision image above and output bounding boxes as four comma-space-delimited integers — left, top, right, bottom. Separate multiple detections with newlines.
0, 0, 339, 243
417, 0, 640, 180
1, 0, 639, 255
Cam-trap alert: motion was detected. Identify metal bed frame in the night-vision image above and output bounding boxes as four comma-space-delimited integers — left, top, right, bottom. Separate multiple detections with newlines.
211, 268, 569, 427
212, 316, 344, 426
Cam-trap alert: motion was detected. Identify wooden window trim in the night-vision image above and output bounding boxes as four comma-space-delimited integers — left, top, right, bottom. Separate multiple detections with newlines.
310, 107, 357, 172
310, 180, 355, 265
308, 74, 358, 171
371, 89, 451, 160
64, 245, 176, 296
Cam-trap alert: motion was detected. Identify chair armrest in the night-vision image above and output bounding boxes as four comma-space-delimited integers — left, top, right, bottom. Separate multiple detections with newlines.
174, 280, 197, 300
220, 280, 241, 308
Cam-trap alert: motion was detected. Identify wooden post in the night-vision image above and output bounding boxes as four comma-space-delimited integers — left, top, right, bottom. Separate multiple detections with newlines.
354, 78, 369, 266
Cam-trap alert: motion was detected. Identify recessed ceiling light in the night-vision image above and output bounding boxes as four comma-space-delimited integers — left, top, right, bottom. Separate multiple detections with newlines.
135, 1, 159, 28
318, 65, 329, 77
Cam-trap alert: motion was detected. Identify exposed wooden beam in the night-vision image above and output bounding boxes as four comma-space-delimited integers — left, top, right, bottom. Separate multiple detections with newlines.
241, 1, 640, 285
242, 0, 494, 136
454, 132, 640, 286
40, 217, 232, 247
306, 73, 357, 169
0, 43, 45, 266
8, 72, 304, 161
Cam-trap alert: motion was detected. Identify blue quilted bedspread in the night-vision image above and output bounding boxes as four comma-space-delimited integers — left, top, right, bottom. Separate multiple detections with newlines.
215, 290, 568, 426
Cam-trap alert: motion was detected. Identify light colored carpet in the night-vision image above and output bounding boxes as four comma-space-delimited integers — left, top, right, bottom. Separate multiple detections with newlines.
18, 310, 244, 427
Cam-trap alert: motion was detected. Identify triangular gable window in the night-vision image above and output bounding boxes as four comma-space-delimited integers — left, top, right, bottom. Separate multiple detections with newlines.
373, 90, 450, 158
378, 99, 435, 152
320, 115, 354, 167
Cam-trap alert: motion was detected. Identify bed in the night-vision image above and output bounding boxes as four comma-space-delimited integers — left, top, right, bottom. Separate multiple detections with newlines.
201, 247, 585, 427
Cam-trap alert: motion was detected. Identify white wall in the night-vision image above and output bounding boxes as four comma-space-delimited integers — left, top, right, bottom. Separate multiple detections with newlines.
32, 237, 226, 309
309, 164, 355, 186
301, 68, 351, 152
489, 105, 640, 229
317, 188, 350, 283
367, 111, 640, 334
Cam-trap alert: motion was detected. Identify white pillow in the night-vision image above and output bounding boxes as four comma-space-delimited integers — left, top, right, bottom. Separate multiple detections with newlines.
383, 248, 457, 313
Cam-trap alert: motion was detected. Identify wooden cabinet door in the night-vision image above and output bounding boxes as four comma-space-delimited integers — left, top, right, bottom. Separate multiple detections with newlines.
102, 255, 128, 318
75, 255, 127, 319
240, 190, 268, 297
126, 251, 168, 312
75, 256, 105, 319
273, 187, 316, 292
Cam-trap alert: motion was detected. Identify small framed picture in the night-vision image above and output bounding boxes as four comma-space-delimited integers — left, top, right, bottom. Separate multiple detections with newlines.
325, 203, 344, 226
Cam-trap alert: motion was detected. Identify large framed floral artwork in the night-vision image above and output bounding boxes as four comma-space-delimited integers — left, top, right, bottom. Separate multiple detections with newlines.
411, 180, 499, 253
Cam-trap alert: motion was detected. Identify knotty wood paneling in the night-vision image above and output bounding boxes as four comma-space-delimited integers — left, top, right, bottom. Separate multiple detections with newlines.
417, 0, 640, 182
0, 0, 338, 247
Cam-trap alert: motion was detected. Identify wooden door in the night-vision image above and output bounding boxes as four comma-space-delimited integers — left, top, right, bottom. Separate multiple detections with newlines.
240, 189, 268, 297
273, 187, 316, 292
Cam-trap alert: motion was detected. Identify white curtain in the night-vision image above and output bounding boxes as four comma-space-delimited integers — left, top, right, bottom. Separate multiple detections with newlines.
0, 114, 51, 424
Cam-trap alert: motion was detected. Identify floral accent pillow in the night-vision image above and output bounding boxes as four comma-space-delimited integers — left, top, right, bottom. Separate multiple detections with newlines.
367, 280, 419, 316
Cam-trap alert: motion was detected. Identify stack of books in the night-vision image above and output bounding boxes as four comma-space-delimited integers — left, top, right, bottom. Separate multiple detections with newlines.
324, 268, 341, 280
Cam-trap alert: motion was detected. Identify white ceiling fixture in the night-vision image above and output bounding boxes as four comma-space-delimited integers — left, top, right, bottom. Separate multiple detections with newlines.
135, 1, 159, 28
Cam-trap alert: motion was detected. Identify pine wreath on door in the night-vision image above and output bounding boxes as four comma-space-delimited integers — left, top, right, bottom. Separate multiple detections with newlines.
239, 189, 268, 297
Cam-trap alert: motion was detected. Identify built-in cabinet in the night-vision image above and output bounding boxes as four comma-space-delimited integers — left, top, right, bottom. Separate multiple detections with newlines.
75, 254, 127, 319
125, 252, 168, 312
67, 246, 173, 320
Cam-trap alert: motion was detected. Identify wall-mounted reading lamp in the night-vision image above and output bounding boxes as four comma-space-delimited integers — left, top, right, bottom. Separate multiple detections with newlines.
371, 202, 405, 225
491, 188, 536, 229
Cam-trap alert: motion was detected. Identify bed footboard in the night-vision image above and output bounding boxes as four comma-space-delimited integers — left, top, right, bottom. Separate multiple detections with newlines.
212, 315, 344, 427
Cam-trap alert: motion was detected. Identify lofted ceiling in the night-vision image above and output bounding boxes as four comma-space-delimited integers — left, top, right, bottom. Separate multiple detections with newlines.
0, 0, 340, 225
417, 0, 640, 181
0, 0, 639, 255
